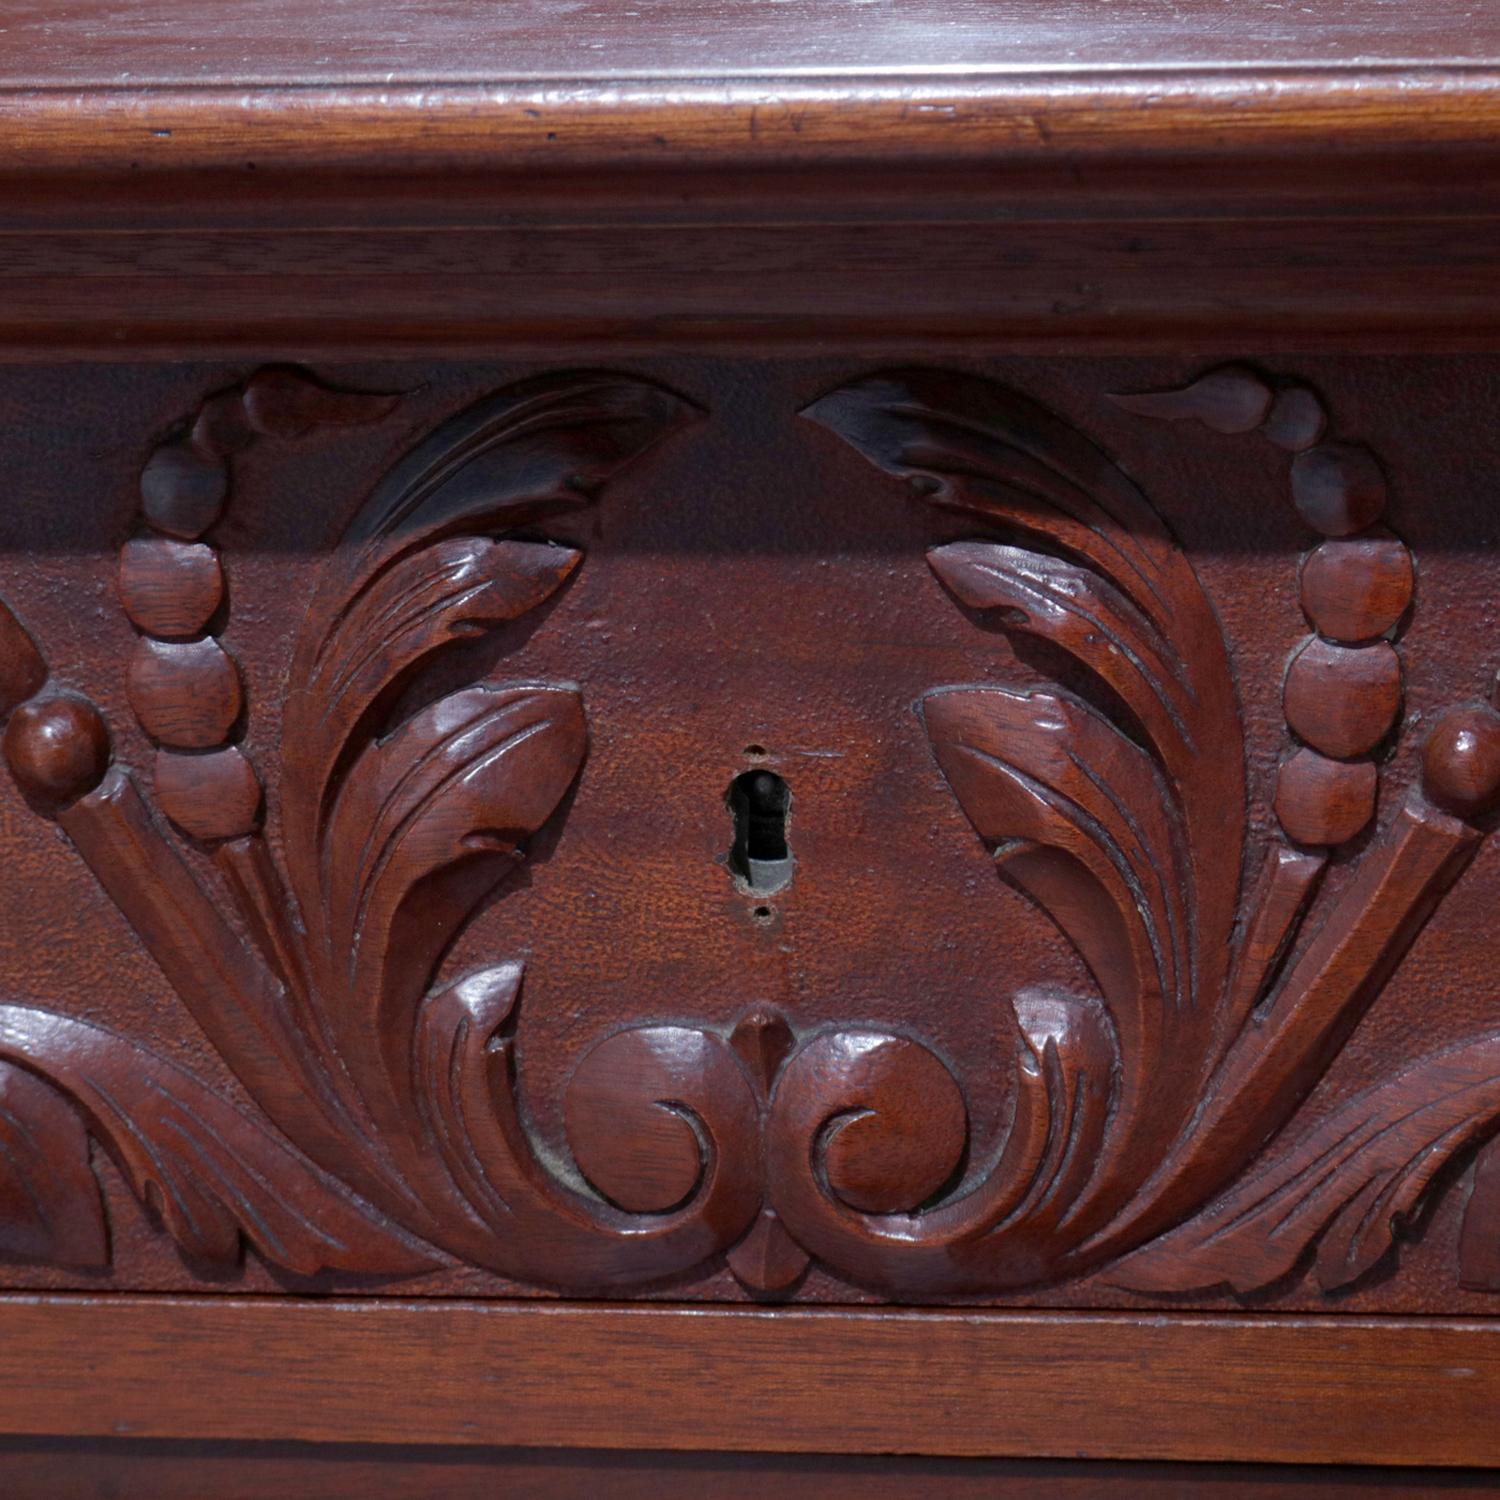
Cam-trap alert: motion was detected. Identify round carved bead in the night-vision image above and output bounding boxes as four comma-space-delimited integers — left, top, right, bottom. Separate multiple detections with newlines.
1421, 705, 1500, 819
0, 601, 47, 719
139, 442, 228, 540
1262, 385, 1328, 452
1283, 638, 1402, 758
118, 538, 224, 640
1274, 748, 1378, 847
126, 637, 242, 748
1290, 442, 1387, 537
155, 746, 264, 842
2, 696, 111, 807
189, 391, 256, 461
1299, 534, 1414, 643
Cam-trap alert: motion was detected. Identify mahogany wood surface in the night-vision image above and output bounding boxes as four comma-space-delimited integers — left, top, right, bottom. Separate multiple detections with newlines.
5, 1, 1500, 1487
2, 5, 1500, 355
5, 1297, 1500, 1468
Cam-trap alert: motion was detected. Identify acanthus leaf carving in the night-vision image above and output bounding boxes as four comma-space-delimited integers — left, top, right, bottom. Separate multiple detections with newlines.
0, 1006, 438, 1276
793, 364, 1500, 1298
0, 367, 773, 1288
1, 360, 1497, 1304
1112, 1034, 1500, 1296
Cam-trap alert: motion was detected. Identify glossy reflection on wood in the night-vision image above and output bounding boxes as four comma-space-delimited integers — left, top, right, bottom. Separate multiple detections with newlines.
3, 3, 1500, 1482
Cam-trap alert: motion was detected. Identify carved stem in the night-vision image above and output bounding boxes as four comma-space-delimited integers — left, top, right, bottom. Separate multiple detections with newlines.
58, 769, 379, 1182
1090, 790, 1481, 1259
1218, 841, 1327, 1064
214, 836, 313, 1000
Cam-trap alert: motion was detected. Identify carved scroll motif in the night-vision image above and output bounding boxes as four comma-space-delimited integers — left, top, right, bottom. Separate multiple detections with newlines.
1, 363, 1497, 1302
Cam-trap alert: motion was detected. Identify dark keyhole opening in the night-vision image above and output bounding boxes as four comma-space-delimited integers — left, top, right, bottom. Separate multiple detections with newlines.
728, 769, 792, 894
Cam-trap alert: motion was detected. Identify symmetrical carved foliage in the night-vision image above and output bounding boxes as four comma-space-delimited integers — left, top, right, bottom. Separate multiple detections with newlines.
0, 362, 1497, 1302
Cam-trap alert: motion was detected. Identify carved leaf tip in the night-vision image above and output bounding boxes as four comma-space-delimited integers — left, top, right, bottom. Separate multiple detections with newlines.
0, 1062, 107, 1269
1107, 365, 1273, 434
347, 372, 703, 553
432, 963, 524, 1043
920, 683, 1169, 861
726, 1208, 811, 1298
926, 539, 1034, 616
0, 594, 48, 722
1113, 1035, 1500, 1297
729, 1007, 795, 1097
0, 1006, 440, 1279
241, 366, 403, 440
802, 369, 1019, 495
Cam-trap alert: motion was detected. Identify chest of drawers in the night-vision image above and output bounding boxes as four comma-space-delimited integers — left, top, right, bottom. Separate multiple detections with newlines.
4, 2, 1500, 1491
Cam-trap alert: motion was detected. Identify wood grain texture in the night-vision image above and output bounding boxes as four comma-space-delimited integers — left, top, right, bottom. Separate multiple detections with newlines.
1, 10, 1499, 357
5, 214, 1500, 359
0, 1297, 1499, 1467
3, 2, 1500, 1474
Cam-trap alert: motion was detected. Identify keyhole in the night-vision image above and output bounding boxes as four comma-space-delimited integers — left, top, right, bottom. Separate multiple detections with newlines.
728, 768, 792, 895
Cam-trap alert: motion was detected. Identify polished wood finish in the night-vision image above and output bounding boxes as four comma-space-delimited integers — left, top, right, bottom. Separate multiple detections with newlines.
8, 0, 1497, 82
0, 1297, 1499, 1468
1, 6, 1499, 356
4, 359, 1500, 1308
4, 1, 1500, 1485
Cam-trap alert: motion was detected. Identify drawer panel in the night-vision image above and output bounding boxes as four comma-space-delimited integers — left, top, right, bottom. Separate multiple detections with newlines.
2, 354, 1498, 1315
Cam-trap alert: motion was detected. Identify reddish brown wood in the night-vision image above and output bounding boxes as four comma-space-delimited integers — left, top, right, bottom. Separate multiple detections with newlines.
1460, 1137, 1500, 1292
725, 1210, 810, 1299
1108, 366, 1273, 433
1291, 443, 1389, 536
155, 747, 263, 842
118, 538, 223, 640
3, 696, 111, 808
139, 444, 227, 540
1422, 706, 1500, 819
3, 0, 1495, 86
1263, 387, 1329, 452
1283, 638, 1402, 758
0, 11, 1497, 357
3, 359, 1499, 1317
0, 1297, 1497, 1468
0, 609, 46, 718
126, 638, 242, 748
2, 4, 1500, 1465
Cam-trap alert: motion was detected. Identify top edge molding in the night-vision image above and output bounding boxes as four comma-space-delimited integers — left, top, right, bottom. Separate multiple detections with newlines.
3, 0, 1498, 88
3, 69, 1500, 181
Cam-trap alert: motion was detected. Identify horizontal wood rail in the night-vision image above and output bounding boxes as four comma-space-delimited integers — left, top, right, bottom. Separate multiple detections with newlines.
3, 1297, 1500, 1466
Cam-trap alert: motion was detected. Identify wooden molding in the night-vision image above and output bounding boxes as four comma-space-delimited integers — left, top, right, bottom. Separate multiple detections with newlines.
3, 64, 1500, 356
1, 1296, 1499, 1468
6, 73, 1500, 181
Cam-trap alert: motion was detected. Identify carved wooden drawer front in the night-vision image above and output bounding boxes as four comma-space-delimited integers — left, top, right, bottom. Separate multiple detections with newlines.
5, 354, 1500, 1319
7, 3, 1500, 1488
